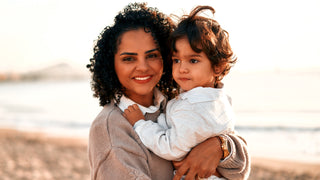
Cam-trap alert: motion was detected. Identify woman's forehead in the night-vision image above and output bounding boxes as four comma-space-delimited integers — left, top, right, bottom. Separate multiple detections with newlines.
116, 29, 158, 54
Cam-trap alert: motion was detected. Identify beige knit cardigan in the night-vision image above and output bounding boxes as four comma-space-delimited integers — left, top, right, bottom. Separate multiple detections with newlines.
88, 102, 250, 180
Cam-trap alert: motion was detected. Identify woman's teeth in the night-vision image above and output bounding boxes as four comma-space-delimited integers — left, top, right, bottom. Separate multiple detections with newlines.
135, 76, 150, 80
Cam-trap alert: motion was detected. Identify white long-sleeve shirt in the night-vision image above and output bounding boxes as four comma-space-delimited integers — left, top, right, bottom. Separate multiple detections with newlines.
133, 87, 235, 161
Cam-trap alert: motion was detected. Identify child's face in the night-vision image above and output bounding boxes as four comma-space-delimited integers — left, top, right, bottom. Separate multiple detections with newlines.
172, 37, 216, 91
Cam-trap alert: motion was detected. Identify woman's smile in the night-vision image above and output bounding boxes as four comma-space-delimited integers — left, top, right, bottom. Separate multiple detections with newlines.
133, 75, 153, 83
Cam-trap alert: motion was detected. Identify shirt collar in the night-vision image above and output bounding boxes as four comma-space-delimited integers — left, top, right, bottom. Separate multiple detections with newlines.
117, 88, 165, 115
179, 86, 225, 104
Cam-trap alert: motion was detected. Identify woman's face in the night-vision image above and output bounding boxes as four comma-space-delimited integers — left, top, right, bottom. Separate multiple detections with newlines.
114, 28, 163, 106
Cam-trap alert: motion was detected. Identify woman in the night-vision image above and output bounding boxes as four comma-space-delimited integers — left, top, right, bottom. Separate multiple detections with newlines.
87, 3, 250, 180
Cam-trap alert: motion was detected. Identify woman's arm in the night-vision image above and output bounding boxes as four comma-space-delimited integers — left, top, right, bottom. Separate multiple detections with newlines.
172, 136, 223, 180
173, 133, 250, 180
88, 107, 154, 180
91, 148, 152, 180
88, 122, 153, 180
218, 133, 251, 180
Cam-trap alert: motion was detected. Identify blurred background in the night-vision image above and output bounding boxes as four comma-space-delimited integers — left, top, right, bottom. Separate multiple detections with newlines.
0, 0, 320, 177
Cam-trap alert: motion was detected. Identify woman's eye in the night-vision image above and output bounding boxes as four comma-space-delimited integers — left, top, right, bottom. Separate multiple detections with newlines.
190, 59, 199, 64
147, 53, 160, 60
123, 57, 134, 62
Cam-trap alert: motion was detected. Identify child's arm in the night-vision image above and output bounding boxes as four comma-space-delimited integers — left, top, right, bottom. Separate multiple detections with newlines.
123, 104, 145, 126
133, 99, 234, 161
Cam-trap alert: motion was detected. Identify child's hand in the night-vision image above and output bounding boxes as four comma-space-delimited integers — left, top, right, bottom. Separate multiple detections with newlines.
123, 104, 145, 126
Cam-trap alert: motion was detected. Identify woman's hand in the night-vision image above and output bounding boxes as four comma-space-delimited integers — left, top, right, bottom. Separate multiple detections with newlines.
123, 104, 145, 126
173, 136, 223, 180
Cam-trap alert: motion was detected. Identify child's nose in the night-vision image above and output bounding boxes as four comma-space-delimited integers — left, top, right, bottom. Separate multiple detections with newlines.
179, 63, 189, 73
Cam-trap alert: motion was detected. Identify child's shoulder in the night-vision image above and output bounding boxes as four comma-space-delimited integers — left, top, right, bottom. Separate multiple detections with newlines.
180, 87, 225, 103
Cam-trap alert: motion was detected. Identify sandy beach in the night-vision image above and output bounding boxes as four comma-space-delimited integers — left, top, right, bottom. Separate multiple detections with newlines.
0, 129, 89, 180
1, 129, 319, 180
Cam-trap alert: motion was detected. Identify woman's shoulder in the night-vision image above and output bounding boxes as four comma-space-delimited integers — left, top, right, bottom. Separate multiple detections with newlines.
88, 103, 118, 152
89, 103, 117, 133
88, 104, 151, 176
91, 103, 117, 124
90, 103, 131, 139
89, 102, 148, 157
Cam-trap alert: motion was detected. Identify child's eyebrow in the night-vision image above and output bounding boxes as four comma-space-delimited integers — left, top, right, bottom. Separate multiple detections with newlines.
172, 54, 202, 58
190, 54, 201, 57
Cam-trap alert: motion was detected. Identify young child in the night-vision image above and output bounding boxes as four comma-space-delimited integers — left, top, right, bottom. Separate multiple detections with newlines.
123, 5, 237, 180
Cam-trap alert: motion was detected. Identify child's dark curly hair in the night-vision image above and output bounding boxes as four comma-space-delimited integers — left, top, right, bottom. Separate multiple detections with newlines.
87, 3, 177, 106
171, 6, 237, 86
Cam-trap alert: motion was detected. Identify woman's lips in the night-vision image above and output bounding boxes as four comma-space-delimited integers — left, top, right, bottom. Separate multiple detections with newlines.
133, 75, 152, 83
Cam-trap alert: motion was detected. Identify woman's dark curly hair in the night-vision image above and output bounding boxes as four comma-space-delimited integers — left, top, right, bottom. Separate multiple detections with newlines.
171, 6, 237, 87
87, 3, 177, 106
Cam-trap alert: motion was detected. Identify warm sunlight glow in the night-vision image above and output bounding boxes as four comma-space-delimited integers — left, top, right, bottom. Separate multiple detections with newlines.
0, 0, 319, 73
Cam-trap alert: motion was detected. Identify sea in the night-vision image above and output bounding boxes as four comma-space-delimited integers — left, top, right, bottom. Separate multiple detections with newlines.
1, 69, 320, 164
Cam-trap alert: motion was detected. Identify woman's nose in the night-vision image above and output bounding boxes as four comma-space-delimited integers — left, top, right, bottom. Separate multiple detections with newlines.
136, 58, 149, 71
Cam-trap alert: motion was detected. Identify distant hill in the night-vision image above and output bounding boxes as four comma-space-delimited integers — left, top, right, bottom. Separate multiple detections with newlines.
0, 62, 89, 82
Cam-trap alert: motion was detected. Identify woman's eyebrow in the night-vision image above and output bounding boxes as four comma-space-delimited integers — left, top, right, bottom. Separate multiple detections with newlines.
119, 49, 158, 56
145, 48, 158, 54
120, 52, 137, 56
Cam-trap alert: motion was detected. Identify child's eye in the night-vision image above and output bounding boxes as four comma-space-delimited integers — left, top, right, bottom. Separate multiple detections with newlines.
190, 59, 199, 63
173, 59, 180, 63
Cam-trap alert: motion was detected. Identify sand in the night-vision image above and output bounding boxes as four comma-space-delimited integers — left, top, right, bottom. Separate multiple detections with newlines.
1, 129, 319, 180
0, 129, 89, 180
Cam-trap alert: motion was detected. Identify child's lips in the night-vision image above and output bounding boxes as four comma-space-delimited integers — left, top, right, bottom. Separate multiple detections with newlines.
178, 77, 190, 81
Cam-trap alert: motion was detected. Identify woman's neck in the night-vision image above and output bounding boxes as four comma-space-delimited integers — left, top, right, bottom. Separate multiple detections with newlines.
126, 93, 154, 107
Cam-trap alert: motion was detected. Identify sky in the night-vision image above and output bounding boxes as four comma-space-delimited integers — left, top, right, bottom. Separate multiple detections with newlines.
0, 0, 320, 73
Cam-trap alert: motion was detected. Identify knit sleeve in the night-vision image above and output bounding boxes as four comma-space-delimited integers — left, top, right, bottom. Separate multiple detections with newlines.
94, 147, 151, 180
88, 106, 152, 180
217, 133, 251, 180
